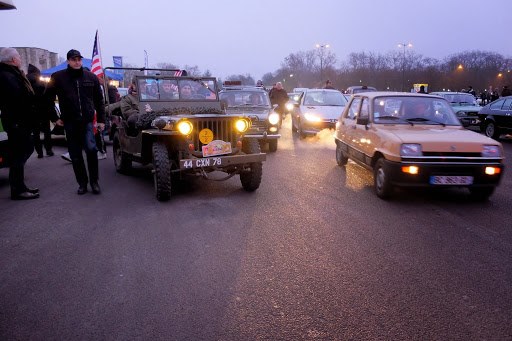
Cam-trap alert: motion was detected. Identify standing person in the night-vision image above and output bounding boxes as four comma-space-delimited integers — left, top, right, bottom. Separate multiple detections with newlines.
44, 49, 105, 195
324, 80, 335, 89
467, 85, 476, 97
27, 64, 56, 158
0, 47, 39, 200
501, 85, 511, 97
269, 81, 289, 121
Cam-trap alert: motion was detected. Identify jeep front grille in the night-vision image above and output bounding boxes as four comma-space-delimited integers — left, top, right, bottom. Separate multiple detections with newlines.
191, 117, 238, 153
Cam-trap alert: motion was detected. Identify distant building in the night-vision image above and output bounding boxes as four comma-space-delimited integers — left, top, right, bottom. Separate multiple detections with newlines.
0, 46, 59, 73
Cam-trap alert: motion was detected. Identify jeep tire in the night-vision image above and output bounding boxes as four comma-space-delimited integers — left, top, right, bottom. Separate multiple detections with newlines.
268, 139, 278, 153
240, 138, 263, 192
113, 131, 132, 173
152, 142, 171, 201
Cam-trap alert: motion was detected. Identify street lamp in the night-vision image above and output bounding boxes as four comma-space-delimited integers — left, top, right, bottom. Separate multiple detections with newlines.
315, 43, 330, 82
398, 42, 412, 92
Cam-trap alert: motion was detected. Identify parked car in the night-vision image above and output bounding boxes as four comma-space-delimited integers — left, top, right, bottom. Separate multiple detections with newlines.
334, 92, 504, 200
430, 91, 482, 130
477, 95, 512, 139
107, 68, 266, 201
219, 85, 281, 152
345, 85, 377, 94
291, 88, 348, 138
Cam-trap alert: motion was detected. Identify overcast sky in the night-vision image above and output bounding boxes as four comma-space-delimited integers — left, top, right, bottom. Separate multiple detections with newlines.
1, 0, 511, 79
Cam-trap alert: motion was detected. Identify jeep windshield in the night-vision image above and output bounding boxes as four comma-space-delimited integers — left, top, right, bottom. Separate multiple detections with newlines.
219, 91, 271, 108
137, 77, 218, 101
372, 96, 461, 126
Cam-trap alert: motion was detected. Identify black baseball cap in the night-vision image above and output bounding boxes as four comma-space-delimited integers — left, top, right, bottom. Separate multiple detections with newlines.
66, 49, 83, 60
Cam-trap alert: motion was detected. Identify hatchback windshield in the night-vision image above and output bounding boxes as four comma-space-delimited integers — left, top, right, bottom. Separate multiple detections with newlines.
372, 97, 461, 125
440, 93, 478, 106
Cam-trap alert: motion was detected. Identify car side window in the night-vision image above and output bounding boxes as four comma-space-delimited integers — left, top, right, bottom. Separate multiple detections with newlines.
502, 98, 512, 110
490, 99, 504, 110
345, 98, 361, 119
359, 98, 369, 120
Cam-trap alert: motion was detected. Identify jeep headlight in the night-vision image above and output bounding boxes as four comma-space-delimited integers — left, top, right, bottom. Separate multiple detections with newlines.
304, 112, 322, 122
285, 102, 294, 111
400, 143, 422, 156
268, 112, 280, 125
235, 118, 250, 133
177, 120, 193, 135
153, 118, 167, 130
482, 145, 501, 157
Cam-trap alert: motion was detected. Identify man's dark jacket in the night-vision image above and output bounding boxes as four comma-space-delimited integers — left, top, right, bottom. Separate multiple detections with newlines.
27, 64, 58, 123
45, 66, 105, 124
0, 62, 36, 131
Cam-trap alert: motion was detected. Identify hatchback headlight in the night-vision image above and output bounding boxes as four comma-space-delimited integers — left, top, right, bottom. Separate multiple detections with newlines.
400, 144, 422, 156
177, 120, 193, 135
268, 112, 280, 125
304, 112, 322, 122
482, 145, 501, 157
235, 118, 250, 133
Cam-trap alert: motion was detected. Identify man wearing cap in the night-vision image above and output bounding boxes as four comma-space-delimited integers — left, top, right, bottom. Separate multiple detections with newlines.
45, 49, 105, 195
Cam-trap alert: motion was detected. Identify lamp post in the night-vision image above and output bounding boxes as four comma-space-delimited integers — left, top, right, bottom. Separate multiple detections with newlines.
398, 42, 412, 92
315, 43, 330, 82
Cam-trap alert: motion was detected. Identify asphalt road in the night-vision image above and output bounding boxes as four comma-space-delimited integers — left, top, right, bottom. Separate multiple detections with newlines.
1, 118, 511, 340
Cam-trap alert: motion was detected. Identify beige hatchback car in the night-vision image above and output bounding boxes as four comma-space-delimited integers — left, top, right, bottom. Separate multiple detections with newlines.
334, 92, 505, 200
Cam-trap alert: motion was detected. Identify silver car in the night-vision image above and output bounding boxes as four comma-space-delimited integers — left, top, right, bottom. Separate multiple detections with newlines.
291, 89, 348, 138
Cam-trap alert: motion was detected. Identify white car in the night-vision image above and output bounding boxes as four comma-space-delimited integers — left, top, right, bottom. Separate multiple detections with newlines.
291, 89, 348, 138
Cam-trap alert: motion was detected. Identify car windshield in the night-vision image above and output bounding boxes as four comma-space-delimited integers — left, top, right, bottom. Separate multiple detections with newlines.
219, 90, 270, 107
303, 90, 347, 106
137, 77, 218, 101
372, 96, 461, 126
440, 93, 478, 106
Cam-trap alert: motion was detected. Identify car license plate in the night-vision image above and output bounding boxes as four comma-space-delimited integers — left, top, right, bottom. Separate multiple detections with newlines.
182, 157, 222, 169
429, 175, 473, 185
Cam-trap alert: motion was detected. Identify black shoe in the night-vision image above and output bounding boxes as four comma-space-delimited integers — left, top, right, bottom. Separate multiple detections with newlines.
24, 187, 39, 194
12, 191, 40, 200
90, 181, 101, 194
77, 185, 88, 195
37, 153, 44, 158
47, 150, 54, 157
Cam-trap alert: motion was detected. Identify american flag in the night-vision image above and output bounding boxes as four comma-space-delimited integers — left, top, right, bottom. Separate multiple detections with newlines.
91, 30, 103, 78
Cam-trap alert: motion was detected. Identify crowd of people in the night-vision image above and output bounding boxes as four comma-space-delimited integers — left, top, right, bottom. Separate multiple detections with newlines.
0, 47, 107, 199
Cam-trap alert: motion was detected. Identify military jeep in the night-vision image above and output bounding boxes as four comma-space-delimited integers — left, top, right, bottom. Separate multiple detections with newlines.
105, 68, 266, 201
219, 83, 281, 152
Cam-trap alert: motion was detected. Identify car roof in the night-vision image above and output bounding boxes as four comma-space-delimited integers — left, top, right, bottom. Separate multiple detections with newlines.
351, 91, 444, 99
220, 86, 266, 92
430, 91, 474, 95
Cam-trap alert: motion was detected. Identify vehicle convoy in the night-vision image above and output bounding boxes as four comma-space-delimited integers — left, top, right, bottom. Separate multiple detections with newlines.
334, 92, 504, 200
219, 83, 281, 152
106, 68, 266, 201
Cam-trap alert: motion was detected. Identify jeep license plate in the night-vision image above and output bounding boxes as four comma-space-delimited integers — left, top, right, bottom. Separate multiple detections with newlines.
182, 157, 222, 169
429, 175, 473, 185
